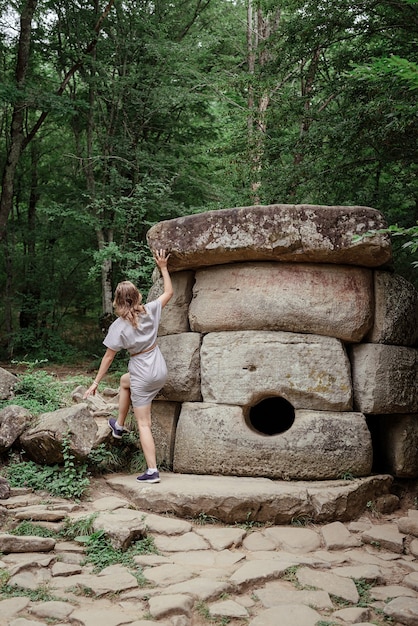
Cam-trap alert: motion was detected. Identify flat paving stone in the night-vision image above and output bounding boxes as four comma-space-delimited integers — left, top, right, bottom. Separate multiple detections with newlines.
384, 596, 418, 626
249, 603, 322, 626
297, 566, 359, 603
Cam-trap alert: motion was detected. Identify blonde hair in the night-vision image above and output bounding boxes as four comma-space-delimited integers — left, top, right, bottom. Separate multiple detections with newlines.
113, 281, 146, 328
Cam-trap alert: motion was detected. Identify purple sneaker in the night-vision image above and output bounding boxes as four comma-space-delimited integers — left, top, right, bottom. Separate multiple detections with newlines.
136, 471, 160, 484
108, 418, 127, 439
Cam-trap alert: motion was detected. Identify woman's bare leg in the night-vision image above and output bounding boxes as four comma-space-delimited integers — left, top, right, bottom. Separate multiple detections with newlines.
133, 403, 157, 469
117, 373, 131, 427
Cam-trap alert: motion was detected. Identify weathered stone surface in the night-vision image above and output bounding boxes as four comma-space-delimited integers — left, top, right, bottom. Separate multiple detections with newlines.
262, 527, 321, 552
296, 566, 359, 603
367, 271, 418, 346
398, 513, 418, 537
50, 564, 139, 596
153, 532, 210, 552
146, 204, 392, 270
105, 472, 394, 525
249, 604, 322, 626
194, 527, 246, 550
20, 403, 98, 463
351, 344, 418, 414
361, 524, 406, 553
255, 580, 333, 609
0, 405, 32, 452
189, 262, 373, 342
0, 597, 31, 621
92, 508, 147, 550
157, 333, 202, 402
0, 533, 55, 553
0, 476, 10, 499
230, 559, 298, 587
148, 593, 194, 619
372, 414, 418, 478
321, 521, 362, 550
0, 366, 18, 400
29, 600, 75, 620
384, 596, 418, 626
151, 401, 181, 468
14, 507, 68, 521
209, 599, 249, 618
200, 331, 352, 410
148, 270, 194, 335
173, 403, 372, 480
160, 577, 231, 600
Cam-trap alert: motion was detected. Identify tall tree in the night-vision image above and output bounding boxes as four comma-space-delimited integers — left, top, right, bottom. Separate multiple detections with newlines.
0, 0, 115, 241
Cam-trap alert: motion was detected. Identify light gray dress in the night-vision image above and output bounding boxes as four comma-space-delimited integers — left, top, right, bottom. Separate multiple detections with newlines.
103, 299, 167, 407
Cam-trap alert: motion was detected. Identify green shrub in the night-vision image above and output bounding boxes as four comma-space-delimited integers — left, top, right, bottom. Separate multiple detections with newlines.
79, 529, 158, 573
1, 368, 65, 414
5, 435, 90, 500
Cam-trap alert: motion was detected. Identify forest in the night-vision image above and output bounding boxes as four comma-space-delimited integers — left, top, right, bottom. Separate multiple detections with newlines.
0, 0, 417, 365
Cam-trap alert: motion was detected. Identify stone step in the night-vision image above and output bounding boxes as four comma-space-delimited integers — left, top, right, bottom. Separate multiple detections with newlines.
105, 472, 395, 524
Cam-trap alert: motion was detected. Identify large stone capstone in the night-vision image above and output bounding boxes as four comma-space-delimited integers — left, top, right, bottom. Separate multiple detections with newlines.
145, 204, 417, 480
147, 204, 392, 270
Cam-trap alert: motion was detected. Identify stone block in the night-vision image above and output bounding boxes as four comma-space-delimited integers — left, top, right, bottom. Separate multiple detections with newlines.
148, 271, 194, 335
157, 333, 202, 402
173, 403, 372, 480
351, 344, 418, 414
200, 331, 352, 410
146, 204, 392, 271
189, 262, 373, 342
367, 271, 418, 346
151, 401, 181, 469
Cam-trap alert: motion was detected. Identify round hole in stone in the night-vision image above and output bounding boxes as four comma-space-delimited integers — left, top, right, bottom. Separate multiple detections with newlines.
248, 396, 295, 435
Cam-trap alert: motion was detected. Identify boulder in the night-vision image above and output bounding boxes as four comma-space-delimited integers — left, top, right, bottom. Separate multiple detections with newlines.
157, 333, 202, 402
200, 331, 352, 410
173, 403, 372, 480
367, 271, 418, 346
351, 344, 418, 414
0, 405, 32, 452
189, 262, 373, 342
146, 204, 392, 271
20, 403, 98, 464
0, 367, 18, 400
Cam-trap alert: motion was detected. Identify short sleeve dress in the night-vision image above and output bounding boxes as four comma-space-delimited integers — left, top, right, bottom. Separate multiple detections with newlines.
103, 299, 167, 408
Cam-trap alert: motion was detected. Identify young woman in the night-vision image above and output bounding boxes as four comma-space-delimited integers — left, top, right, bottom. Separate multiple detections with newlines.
84, 249, 173, 483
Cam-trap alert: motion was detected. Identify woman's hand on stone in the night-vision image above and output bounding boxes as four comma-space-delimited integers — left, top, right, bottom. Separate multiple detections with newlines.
83, 382, 98, 399
153, 248, 170, 269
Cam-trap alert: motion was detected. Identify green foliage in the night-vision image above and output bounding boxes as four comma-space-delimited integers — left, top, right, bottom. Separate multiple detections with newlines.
78, 529, 158, 574
11, 521, 57, 538
1, 368, 65, 414
0, 581, 62, 602
4, 435, 90, 500
0, 0, 417, 363
355, 578, 373, 607
87, 440, 146, 476
193, 512, 220, 525
60, 514, 98, 541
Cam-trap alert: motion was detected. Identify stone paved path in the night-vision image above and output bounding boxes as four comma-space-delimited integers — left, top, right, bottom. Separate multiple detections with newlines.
1, 474, 418, 626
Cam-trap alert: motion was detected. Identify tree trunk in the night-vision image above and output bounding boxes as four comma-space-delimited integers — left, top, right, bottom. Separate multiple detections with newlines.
246, 2, 281, 204
0, 0, 38, 240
